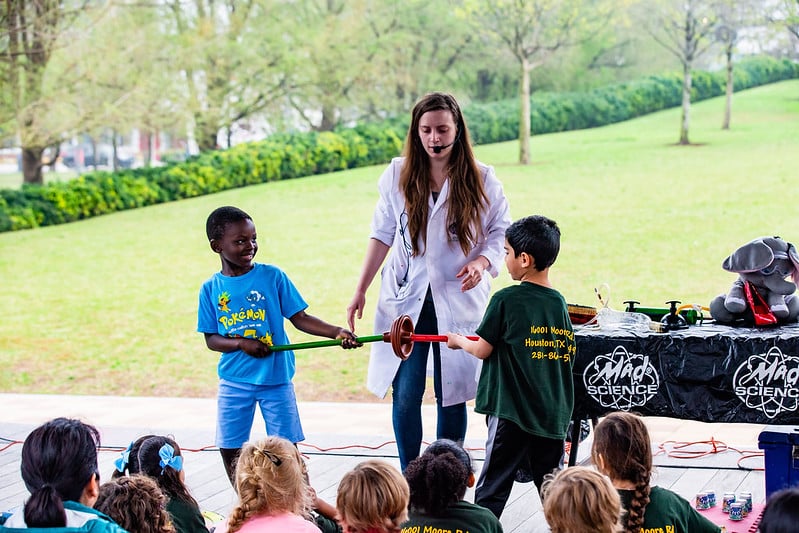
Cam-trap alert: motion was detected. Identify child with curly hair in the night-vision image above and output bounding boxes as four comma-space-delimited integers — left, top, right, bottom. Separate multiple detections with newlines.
403, 439, 501, 533
216, 436, 318, 533
541, 466, 621, 533
592, 412, 720, 533
95, 475, 175, 533
336, 460, 409, 533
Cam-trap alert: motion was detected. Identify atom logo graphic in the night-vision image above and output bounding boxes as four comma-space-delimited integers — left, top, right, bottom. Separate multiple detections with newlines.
733, 347, 799, 419
583, 345, 659, 410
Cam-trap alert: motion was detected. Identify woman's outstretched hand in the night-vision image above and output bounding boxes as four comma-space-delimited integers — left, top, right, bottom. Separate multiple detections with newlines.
456, 257, 489, 292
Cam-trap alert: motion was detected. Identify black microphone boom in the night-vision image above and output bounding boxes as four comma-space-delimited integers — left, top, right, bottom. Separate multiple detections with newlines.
432, 142, 453, 154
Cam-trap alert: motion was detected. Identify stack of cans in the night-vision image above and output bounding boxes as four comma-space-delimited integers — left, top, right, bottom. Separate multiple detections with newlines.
722, 492, 736, 513
694, 490, 716, 510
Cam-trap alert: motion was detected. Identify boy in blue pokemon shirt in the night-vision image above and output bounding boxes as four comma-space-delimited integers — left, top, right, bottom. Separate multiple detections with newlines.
198, 206, 359, 485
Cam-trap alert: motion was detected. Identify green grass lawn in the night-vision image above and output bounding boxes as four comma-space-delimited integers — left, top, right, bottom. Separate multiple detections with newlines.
2, 80, 798, 401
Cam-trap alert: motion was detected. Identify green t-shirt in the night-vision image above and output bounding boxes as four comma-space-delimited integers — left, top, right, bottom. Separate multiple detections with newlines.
401, 500, 503, 533
618, 486, 721, 533
475, 282, 575, 439
166, 498, 207, 533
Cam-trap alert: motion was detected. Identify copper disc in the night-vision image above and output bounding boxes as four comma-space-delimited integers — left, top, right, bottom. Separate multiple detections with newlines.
390, 314, 414, 360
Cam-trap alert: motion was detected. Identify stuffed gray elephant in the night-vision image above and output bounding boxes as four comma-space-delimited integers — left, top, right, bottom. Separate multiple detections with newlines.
709, 236, 799, 324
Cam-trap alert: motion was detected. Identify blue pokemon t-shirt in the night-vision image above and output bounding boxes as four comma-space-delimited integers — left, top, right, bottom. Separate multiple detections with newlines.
197, 263, 307, 385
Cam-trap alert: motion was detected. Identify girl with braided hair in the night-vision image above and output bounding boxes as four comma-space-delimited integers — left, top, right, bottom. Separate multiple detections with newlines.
402, 439, 501, 533
591, 412, 720, 533
215, 436, 318, 533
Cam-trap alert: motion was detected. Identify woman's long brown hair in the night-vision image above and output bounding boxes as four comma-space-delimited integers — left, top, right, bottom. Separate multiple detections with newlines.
400, 92, 488, 257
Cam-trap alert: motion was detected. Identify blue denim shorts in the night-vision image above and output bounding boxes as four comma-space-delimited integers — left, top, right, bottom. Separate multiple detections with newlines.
215, 379, 305, 448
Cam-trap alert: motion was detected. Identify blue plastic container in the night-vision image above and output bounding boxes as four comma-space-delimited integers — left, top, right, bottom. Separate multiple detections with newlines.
758, 426, 799, 498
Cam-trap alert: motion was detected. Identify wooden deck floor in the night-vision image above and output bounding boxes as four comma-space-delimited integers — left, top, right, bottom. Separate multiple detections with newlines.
1, 420, 767, 533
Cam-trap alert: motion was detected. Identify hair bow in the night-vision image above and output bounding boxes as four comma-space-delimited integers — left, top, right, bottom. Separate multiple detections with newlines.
114, 441, 134, 473
158, 443, 183, 474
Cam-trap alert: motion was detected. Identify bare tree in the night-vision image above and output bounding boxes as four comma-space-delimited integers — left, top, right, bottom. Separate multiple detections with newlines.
465, 0, 614, 164
643, 0, 717, 145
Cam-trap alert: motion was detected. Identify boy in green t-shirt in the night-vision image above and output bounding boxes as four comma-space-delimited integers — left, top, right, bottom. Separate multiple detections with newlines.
447, 214, 575, 519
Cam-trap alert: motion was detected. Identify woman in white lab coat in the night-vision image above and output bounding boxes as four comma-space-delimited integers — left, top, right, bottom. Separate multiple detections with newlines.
347, 92, 511, 470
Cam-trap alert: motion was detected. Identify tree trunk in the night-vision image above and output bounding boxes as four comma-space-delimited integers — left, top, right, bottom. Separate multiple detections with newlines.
144, 132, 153, 167
195, 114, 219, 152
21, 147, 45, 185
112, 133, 120, 171
722, 45, 733, 130
319, 102, 337, 132
679, 62, 692, 145
519, 58, 531, 165
90, 137, 99, 171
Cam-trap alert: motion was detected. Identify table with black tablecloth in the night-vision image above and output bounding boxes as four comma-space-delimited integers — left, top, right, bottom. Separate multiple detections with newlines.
567, 323, 799, 465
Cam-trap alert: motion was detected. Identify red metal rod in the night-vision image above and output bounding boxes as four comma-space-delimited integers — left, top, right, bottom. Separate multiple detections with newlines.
406, 334, 479, 342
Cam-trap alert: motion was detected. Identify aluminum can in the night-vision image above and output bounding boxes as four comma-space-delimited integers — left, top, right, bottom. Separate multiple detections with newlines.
729, 502, 744, 521
738, 491, 753, 513
722, 492, 736, 513
695, 492, 710, 510
703, 490, 716, 507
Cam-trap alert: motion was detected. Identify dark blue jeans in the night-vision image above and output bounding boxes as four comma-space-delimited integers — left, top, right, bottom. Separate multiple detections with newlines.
391, 296, 467, 471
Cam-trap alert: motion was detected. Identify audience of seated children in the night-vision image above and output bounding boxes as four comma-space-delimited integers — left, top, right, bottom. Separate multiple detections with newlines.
0, 417, 127, 533
592, 412, 721, 533
758, 486, 799, 533
95, 475, 175, 533
336, 460, 409, 533
403, 439, 502, 533
214, 436, 320, 533
541, 466, 621, 533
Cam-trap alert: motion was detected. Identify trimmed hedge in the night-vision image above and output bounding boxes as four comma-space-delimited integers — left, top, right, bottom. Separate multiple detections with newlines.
1, 56, 796, 233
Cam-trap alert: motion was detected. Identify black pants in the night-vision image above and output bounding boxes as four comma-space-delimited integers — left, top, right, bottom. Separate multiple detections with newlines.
475, 415, 564, 518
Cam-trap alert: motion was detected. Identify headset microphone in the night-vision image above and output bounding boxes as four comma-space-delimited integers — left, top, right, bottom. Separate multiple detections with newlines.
432, 142, 453, 154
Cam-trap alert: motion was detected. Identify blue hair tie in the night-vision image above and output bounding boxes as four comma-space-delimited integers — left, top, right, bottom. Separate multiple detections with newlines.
158, 443, 183, 474
114, 441, 134, 473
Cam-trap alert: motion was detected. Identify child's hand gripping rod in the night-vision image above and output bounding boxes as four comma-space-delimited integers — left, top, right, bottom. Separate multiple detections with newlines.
268, 314, 478, 360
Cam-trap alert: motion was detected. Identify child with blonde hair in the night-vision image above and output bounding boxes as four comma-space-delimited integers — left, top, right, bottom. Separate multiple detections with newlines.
95, 475, 175, 533
336, 460, 409, 533
216, 436, 318, 533
541, 466, 621, 533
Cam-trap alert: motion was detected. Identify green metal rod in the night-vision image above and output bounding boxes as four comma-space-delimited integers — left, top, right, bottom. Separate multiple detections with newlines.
269, 334, 385, 352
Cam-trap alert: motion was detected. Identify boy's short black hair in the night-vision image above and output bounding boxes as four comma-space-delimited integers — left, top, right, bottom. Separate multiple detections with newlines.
505, 215, 560, 271
760, 487, 799, 533
206, 206, 252, 241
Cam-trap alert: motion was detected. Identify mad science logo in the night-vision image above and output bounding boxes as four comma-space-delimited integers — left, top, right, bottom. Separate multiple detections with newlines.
733, 347, 799, 419
583, 345, 659, 410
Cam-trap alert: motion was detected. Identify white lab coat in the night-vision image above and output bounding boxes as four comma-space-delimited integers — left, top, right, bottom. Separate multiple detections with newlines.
366, 157, 512, 406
